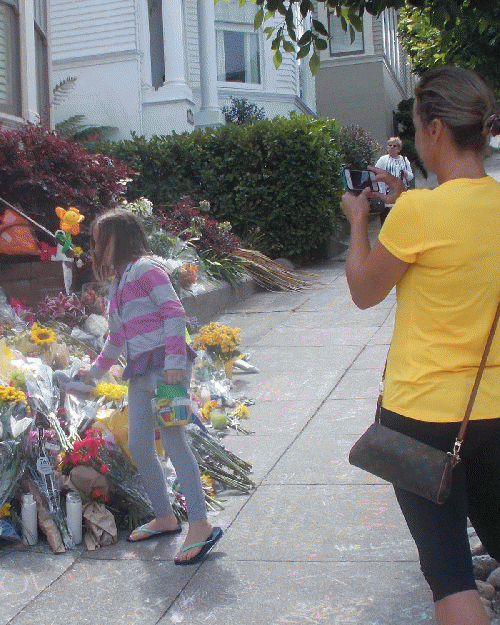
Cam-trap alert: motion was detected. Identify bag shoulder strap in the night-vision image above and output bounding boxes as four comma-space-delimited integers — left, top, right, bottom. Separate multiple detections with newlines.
457, 299, 500, 442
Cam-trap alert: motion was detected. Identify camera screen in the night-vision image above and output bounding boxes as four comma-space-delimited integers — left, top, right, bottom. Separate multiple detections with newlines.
349, 170, 372, 190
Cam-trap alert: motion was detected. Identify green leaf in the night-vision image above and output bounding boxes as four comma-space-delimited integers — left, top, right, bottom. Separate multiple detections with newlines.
239, 0, 246, 5
309, 51, 320, 75
314, 37, 328, 51
312, 19, 329, 38
254, 7, 264, 30
296, 42, 311, 59
478, 17, 489, 34
298, 30, 312, 45
283, 40, 295, 53
271, 35, 282, 50
273, 49, 283, 69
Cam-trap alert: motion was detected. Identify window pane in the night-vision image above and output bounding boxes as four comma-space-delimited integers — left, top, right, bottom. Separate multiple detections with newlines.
328, 14, 363, 55
0, 1, 20, 116
248, 33, 260, 84
223, 31, 245, 82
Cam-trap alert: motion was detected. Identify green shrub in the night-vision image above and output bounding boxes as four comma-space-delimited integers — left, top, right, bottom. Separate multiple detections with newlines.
339, 124, 380, 169
91, 114, 343, 260
222, 97, 266, 125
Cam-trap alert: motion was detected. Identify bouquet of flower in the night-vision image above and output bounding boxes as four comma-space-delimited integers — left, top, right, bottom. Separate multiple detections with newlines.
63, 428, 153, 528
191, 322, 242, 363
0, 389, 33, 509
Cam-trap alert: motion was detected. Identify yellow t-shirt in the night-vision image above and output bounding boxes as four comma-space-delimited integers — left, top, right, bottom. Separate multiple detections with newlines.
378, 176, 500, 422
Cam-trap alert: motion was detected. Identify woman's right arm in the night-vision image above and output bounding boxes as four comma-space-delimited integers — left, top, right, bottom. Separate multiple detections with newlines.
369, 166, 406, 205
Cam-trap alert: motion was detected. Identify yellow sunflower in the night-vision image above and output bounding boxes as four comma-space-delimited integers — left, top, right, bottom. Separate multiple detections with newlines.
30, 323, 56, 345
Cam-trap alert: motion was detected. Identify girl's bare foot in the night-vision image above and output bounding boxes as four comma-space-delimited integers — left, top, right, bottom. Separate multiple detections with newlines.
174, 519, 214, 563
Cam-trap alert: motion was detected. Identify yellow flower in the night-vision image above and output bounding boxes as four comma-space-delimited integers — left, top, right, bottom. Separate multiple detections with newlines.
93, 382, 128, 401
191, 322, 241, 361
201, 474, 215, 495
30, 323, 56, 345
0, 385, 24, 402
72, 246, 83, 257
0, 503, 11, 518
233, 404, 249, 419
55, 206, 85, 235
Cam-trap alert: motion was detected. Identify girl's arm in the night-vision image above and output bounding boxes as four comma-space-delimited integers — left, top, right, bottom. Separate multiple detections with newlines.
88, 317, 126, 379
341, 189, 409, 309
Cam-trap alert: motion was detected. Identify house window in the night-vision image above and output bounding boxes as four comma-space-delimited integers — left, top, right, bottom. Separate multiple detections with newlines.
328, 12, 364, 56
34, 0, 49, 124
216, 29, 261, 84
0, 0, 21, 116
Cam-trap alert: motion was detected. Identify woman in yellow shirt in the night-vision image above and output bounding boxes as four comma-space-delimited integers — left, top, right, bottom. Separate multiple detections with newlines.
341, 66, 500, 625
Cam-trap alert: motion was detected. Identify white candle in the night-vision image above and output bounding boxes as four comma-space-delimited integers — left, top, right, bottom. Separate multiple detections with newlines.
66, 492, 82, 545
21, 493, 38, 546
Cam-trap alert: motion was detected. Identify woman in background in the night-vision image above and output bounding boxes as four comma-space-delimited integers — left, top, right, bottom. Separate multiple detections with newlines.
375, 136, 414, 224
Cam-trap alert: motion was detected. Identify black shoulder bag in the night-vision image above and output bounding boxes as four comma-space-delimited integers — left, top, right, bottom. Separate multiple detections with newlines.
349, 301, 500, 504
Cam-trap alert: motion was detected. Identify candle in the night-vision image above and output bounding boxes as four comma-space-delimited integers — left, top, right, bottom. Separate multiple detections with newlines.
21, 493, 38, 546
66, 492, 82, 545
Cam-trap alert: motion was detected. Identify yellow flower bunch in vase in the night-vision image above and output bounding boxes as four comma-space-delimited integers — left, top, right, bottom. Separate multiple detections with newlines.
191, 322, 242, 379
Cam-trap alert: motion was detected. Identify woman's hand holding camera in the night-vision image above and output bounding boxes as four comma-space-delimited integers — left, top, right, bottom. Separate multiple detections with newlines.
369, 166, 406, 205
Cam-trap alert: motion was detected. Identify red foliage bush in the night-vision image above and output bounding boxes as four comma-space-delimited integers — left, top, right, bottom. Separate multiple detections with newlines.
0, 123, 135, 240
160, 196, 241, 255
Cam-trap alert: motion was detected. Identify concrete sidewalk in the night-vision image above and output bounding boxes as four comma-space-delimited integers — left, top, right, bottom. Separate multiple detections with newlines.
2, 157, 499, 625
1, 235, 432, 625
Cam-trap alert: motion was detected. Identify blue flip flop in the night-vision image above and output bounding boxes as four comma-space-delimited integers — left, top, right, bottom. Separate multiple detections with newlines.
174, 527, 223, 565
127, 523, 182, 542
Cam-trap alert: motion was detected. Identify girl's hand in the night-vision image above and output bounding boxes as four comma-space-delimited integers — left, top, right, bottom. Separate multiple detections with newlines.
163, 369, 185, 386
341, 187, 371, 224
77, 367, 94, 386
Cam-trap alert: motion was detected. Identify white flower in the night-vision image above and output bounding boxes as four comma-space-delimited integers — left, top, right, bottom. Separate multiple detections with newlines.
125, 197, 153, 217
83, 314, 109, 337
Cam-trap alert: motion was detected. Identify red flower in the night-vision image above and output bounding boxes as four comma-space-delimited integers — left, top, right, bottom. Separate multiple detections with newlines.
70, 452, 80, 465
100, 464, 109, 474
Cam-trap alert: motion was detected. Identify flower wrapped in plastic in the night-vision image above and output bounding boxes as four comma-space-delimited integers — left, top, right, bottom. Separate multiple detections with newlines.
14, 357, 75, 548
0, 389, 33, 509
191, 322, 242, 364
62, 428, 153, 530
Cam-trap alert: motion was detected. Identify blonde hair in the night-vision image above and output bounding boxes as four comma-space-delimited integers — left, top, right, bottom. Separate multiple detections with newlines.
387, 136, 402, 149
90, 208, 151, 282
414, 66, 498, 152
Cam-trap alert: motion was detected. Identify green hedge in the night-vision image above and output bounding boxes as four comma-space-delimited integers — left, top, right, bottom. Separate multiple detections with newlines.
93, 114, 343, 260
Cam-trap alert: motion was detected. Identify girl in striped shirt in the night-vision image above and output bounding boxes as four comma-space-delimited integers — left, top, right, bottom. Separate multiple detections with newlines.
80, 208, 222, 564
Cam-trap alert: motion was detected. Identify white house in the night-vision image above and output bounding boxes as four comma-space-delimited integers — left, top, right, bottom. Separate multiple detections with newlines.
315, 5, 416, 148
50, 0, 316, 140
0, 0, 51, 128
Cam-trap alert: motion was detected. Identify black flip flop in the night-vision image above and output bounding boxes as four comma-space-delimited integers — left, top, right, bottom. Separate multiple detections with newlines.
174, 527, 223, 565
126, 523, 182, 542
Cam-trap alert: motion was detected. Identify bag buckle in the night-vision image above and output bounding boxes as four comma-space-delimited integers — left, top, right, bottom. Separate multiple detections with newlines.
450, 439, 462, 463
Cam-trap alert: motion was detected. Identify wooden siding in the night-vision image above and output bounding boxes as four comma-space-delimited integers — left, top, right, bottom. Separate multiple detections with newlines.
51, 0, 137, 60
372, 14, 384, 55
185, 0, 200, 89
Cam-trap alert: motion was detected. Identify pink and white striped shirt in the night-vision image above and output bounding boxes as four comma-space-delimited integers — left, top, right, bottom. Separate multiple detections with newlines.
89, 256, 189, 379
